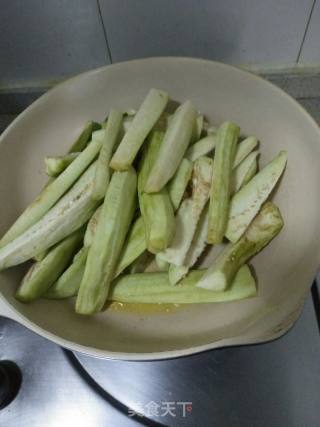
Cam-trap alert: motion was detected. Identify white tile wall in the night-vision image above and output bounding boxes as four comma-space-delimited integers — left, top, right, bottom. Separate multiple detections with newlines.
0, 0, 318, 86
99, 0, 313, 65
0, 0, 110, 85
299, 0, 320, 63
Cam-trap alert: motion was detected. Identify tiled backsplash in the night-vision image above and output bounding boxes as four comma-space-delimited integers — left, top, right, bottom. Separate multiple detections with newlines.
0, 1, 110, 85
299, 0, 320, 63
0, 0, 319, 86
99, 0, 314, 64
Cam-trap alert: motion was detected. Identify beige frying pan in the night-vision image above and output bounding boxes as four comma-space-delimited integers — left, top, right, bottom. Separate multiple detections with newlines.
0, 58, 319, 360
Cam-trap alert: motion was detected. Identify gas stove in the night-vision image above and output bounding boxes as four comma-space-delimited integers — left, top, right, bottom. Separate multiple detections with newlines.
1, 287, 320, 427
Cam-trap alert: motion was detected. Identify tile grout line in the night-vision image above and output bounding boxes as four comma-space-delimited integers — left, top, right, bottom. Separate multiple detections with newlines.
96, 0, 113, 64
296, 0, 317, 62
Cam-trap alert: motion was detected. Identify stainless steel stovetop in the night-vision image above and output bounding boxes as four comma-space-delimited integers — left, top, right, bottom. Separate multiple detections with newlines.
1, 285, 319, 427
